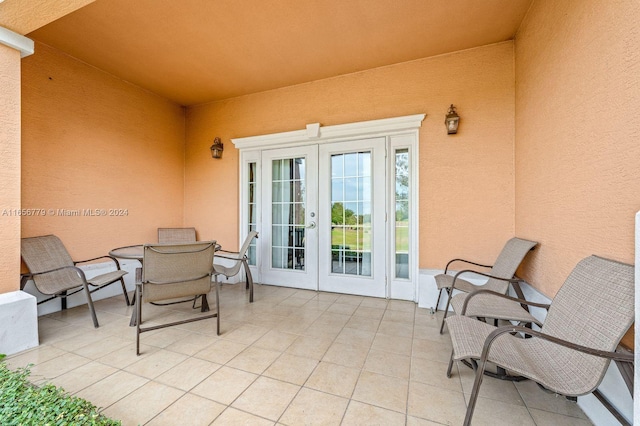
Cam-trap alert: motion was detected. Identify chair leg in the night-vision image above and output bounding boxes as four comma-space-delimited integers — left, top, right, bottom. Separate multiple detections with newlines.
243, 259, 254, 303
83, 283, 99, 328
464, 357, 488, 426
135, 284, 142, 355
446, 350, 455, 378
201, 294, 210, 312
439, 289, 453, 334
435, 288, 443, 311
119, 277, 131, 306
214, 278, 220, 335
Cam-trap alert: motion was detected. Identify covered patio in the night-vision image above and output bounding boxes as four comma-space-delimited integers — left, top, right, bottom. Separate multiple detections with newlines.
0, 0, 638, 425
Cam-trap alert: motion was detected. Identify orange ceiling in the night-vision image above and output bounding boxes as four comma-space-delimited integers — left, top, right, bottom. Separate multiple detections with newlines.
28, 0, 532, 106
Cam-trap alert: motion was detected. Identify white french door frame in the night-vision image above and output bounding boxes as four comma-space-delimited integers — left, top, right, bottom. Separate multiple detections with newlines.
233, 114, 425, 300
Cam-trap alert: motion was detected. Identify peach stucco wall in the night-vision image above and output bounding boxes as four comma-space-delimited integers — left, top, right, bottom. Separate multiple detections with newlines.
21, 42, 186, 260
185, 42, 516, 266
0, 44, 22, 293
514, 0, 640, 297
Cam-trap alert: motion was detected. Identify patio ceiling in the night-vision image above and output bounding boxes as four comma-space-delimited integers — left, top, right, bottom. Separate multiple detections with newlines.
27, 0, 532, 106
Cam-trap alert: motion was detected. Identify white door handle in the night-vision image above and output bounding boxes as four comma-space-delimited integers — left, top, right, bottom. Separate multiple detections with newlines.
306, 221, 316, 229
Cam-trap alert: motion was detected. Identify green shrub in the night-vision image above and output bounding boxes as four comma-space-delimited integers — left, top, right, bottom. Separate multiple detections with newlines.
0, 354, 121, 426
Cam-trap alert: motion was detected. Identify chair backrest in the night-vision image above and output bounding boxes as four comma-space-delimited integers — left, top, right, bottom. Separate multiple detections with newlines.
158, 227, 197, 244
214, 232, 259, 277
21, 235, 83, 294
485, 237, 538, 293
142, 241, 215, 303
540, 255, 634, 394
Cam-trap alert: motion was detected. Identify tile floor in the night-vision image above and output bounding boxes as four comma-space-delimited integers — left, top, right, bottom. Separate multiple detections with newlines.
6, 283, 592, 425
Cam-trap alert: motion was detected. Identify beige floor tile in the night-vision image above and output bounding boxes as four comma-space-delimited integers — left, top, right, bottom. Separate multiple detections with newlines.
412, 339, 452, 363
278, 297, 310, 308
360, 298, 389, 309
335, 294, 364, 305
285, 335, 333, 360
5, 345, 68, 370
456, 362, 524, 406
371, 333, 413, 356
383, 309, 415, 324
363, 350, 410, 379
50, 329, 106, 352
101, 381, 184, 426
302, 322, 344, 339
326, 302, 359, 315
322, 342, 370, 369
222, 324, 271, 345
146, 393, 226, 426
334, 327, 376, 348
528, 407, 594, 425
352, 371, 409, 413
413, 324, 453, 343
72, 334, 131, 359
378, 320, 414, 338
165, 332, 221, 356
75, 370, 148, 409
387, 300, 416, 313
123, 349, 188, 379
253, 330, 299, 352
96, 342, 159, 368
227, 345, 281, 374
353, 306, 385, 320
305, 361, 360, 398
470, 396, 536, 426
211, 407, 275, 425
407, 381, 466, 425
139, 327, 196, 349
194, 339, 248, 364
52, 361, 117, 394
191, 366, 258, 405
38, 323, 87, 345
406, 415, 444, 425
316, 292, 341, 303
263, 353, 319, 385
515, 380, 588, 419
342, 400, 406, 425
231, 376, 300, 421
344, 315, 380, 333
410, 358, 462, 392
29, 352, 91, 380
154, 357, 221, 391
280, 387, 348, 426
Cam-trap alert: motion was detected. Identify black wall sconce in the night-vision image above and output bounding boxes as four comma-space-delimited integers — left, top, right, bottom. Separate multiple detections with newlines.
210, 137, 224, 159
445, 104, 460, 135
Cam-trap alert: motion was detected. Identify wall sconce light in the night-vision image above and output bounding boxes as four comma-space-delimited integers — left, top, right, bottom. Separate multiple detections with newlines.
445, 104, 460, 135
210, 137, 224, 159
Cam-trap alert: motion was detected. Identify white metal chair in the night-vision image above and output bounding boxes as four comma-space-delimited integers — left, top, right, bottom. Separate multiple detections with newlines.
213, 231, 258, 302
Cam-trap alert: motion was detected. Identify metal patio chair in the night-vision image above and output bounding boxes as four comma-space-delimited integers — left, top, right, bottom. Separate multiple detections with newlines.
445, 255, 634, 426
20, 234, 130, 328
135, 241, 218, 355
213, 231, 258, 302
157, 227, 197, 243
436, 237, 537, 333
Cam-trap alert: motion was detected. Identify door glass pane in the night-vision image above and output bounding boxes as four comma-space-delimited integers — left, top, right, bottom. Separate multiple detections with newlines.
330, 151, 371, 276
272, 157, 305, 271
247, 162, 257, 265
395, 149, 410, 279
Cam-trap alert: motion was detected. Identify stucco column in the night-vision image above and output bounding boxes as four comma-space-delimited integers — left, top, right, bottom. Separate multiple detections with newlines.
0, 27, 38, 356
0, 41, 22, 294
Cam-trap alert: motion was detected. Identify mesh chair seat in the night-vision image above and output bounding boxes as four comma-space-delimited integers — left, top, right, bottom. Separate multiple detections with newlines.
87, 270, 128, 287
445, 255, 635, 426
450, 292, 542, 326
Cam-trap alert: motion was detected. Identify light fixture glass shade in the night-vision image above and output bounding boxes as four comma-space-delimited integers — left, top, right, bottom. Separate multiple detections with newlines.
445, 104, 460, 135
210, 137, 224, 159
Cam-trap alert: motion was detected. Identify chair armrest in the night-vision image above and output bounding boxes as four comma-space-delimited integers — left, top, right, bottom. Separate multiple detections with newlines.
450, 269, 521, 294
75, 255, 122, 270
214, 253, 243, 261
480, 325, 635, 365
445, 258, 493, 274
28, 265, 89, 286
461, 289, 551, 316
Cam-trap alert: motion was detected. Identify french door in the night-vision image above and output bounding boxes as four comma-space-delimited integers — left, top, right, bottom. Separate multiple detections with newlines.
259, 138, 386, 297
235, 114, 424, 300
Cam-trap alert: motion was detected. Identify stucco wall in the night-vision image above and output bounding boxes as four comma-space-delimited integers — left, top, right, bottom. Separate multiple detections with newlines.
515, 0, 640, 297
21, 42, 186, 260
0, 44, 22, 293
185, 42, 516, 267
